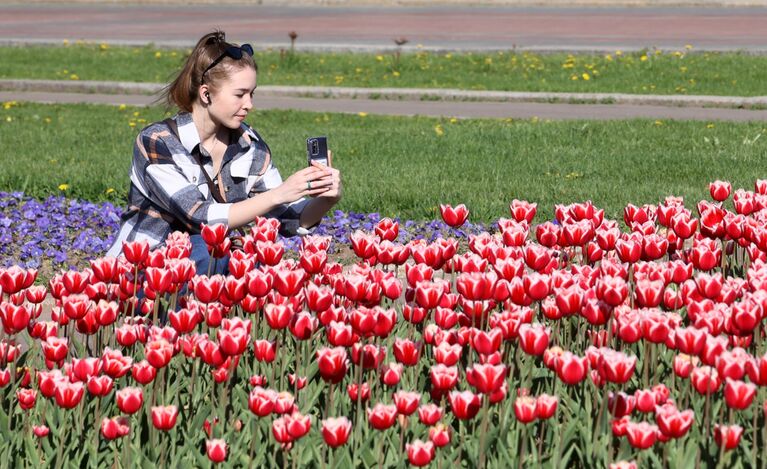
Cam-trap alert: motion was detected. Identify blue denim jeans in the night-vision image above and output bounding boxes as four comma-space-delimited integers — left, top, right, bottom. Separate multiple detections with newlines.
190, 234, 229, 277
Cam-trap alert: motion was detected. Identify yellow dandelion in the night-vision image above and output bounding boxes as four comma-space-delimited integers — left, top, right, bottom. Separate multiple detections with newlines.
69, 74, 79, 80
375, 55, 384, 62
118, 104, 127, 111
44, 117, 51, 124
640, 55, 648, 62
445, 53, 452, 59
685, 44, 693, 50
434, 124, 444, 136
99, 43, 109, 51
128, 121, 136, 128
392, 71, 401, 77
58, 184, 69, 191
571, 75, 579, 81
105, 188, 115, 195
358, 112, 368, 117
484, 57, 493, 65
5, 117, 12, 122
449, 117, 458, 124
155, 51, 162, 58
615, 50, 623, 56
604, 54, 613, 61
133, 111, 140, 117
355, 67, 363, 73
49, 159, 57, 164
582, 73, 590, 81
707, 123, 715, 129
654, 120, 664, 126
63, 39, 70, 45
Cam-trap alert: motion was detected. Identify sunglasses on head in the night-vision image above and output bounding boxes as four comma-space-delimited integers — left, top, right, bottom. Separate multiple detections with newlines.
202, 44, 254, 83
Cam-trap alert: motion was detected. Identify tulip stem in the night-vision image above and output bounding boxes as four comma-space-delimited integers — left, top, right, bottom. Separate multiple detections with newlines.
518, 423, 528, 469
478, 395, 490, 469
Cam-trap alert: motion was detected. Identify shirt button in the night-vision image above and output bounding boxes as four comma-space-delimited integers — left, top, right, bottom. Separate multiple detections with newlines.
192, 177, 197, 182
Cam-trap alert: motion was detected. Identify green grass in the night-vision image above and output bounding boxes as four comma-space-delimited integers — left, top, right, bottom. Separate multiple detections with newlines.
2, 43, 767, 96
1, 101, 766, 224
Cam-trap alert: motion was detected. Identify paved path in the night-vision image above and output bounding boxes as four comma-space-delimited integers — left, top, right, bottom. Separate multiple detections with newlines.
4, 90, 767, 121
2, 4, 767, 52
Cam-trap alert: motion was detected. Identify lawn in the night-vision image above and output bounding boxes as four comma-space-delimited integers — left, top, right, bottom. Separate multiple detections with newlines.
1, 101, 765, 224
1, 43, 766, 96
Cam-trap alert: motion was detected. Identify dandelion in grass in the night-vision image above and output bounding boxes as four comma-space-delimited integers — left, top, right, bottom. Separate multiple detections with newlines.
58, 184, 69, 191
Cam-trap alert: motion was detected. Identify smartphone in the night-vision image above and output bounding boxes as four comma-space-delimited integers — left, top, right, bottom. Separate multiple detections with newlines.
306, 136, 331, 167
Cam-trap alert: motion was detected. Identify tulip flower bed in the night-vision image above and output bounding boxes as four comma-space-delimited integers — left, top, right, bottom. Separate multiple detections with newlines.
3, 180, 767, 467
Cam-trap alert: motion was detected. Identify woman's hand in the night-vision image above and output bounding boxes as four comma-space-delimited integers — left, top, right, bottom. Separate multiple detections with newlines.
310, 153, 342, 201
273, 165, 333, 205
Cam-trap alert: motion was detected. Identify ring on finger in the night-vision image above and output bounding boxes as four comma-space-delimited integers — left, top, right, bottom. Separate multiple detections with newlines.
307, 181, 311, 190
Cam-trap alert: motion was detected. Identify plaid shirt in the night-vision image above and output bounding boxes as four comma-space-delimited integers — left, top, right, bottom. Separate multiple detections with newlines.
107, 112, 309, 257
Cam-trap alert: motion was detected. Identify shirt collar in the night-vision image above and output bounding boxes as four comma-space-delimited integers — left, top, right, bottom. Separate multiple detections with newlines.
174, 111, 258, 154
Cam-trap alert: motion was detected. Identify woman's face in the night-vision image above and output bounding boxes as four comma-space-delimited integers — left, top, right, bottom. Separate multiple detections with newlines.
208, 66, 257, 129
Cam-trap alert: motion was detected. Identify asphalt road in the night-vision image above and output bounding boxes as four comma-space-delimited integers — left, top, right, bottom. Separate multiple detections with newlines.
1, 4, 767, 52
3, 90, 767, 121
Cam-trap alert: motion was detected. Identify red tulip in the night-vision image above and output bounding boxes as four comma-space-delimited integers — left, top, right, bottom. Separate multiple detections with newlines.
101, 416, 130, 440
16, 388, 37, 411
439, 204, 469, 227
145, 339, 174, 369
375, 218, 399, 242
714, 424, 743, 450
471, 327, 503, 355
655, 403, 694, 438
709, 180, 732, 202
518, 323, 550, 356
168, 308, 201, 334
116, 386, 143, 414
430, 364, 459, 391
33, 425, 49, 438
151, 405, 178, 431
535, 394, 558, 419
380, 363, 403, 387
367, 403, 398, 430
514, 396, 538, 424
321, 417, 352, 448
556, 352, 588, 386
625, 421, 658, 449
406, 440, 435, 467
724, 378, 757, 410
86, 375, 114, 397
41, 336, 68, 363
0, 266, 37, 295
429, 423, 451, 447
598, 349, 637, 384
248, 386, 277, 417
466, 363, 506, 394
316, 347, 348, 384
190, 275, 225, 304
206, 438, 227, 463
271, 415, 294, 444
510, 199, 537, 223
448, 390, 481, 420
54, 380, 84, 409
691, 366, 722, 395
673, 354, 697, 379
131, 359, 157, 385
393, 390, 422, 416
417, 403, 444, 426
347, 383, 370, 403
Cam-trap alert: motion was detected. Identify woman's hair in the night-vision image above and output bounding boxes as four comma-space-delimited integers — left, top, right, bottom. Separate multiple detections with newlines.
160, 30, 258, 112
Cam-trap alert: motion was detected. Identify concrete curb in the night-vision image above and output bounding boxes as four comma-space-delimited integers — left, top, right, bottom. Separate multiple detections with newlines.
1, 79, 765, 109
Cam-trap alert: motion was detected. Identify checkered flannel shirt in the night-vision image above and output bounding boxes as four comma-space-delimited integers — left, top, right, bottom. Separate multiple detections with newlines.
107, 112, 310, 257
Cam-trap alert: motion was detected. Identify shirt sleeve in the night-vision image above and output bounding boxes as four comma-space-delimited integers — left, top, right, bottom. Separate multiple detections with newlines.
133, 130, 232, 231
257, 162, 313, 237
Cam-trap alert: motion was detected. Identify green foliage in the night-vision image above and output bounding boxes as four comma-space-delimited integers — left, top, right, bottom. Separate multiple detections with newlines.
1, 43, 766, 96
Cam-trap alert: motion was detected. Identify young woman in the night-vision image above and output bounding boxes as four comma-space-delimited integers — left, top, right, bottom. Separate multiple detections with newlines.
107, 31, 342, 274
